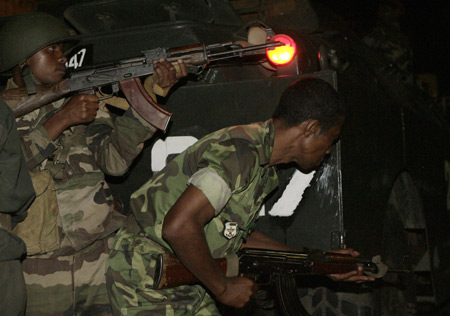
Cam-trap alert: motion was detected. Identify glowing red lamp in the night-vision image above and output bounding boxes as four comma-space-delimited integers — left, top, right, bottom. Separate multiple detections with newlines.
266, 34, 297, 66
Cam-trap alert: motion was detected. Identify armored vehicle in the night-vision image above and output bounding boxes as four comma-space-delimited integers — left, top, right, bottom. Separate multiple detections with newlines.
3, 0, 450, 315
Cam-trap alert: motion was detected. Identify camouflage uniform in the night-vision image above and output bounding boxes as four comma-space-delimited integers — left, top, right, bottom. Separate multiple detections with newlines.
363, 4, 413, 74
106, 119, 279, 315
6, 78, 159, 315
0, 98, 35, 316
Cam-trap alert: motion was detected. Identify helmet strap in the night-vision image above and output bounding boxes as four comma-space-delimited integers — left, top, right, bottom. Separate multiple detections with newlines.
21, 65, 37, 95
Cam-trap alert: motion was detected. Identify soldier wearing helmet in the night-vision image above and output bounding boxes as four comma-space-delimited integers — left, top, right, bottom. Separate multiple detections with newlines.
0, 12, 187, 315
0, 12, 74, 79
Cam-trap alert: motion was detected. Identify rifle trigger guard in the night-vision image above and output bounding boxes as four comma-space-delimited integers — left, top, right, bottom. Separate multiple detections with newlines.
111, 83, 119, 94
187, 65, 204, 75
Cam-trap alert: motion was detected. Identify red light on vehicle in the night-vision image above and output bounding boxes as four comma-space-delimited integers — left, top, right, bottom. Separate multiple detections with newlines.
266, 34, 297, 66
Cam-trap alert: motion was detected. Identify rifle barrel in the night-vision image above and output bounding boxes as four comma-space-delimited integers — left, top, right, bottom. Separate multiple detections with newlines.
206, 41, 284, 62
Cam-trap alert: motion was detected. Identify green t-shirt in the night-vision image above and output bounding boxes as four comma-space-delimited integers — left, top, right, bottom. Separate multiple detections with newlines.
131, 119, 279, 258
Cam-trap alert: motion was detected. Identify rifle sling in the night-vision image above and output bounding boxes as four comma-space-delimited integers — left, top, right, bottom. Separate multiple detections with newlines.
225, 253, 239, 277
22, 66, 36, 95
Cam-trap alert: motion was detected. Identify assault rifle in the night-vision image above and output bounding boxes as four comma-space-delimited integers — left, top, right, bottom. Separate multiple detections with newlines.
154, 247, 392, 289
0, 40, 285, 131
154, 248, 406, 316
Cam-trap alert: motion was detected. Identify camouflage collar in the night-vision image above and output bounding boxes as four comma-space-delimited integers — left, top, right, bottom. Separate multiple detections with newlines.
257, 119, 275, 166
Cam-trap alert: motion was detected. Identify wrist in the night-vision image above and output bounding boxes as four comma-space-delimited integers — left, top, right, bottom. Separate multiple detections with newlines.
52, 109, 72, 128
209, 277, 228, 298
43, 110, 71, 140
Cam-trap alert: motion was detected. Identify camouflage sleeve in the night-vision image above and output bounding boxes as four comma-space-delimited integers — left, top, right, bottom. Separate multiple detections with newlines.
188, 168, 232, 214
0, 100, 35, 224
6, 79, 61, 169
189, 138, 259, 214
86, 104, 157, 176
15, 113, 59, 170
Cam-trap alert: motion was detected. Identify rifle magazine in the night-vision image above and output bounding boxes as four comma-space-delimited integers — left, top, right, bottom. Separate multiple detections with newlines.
275, 275, 309, 316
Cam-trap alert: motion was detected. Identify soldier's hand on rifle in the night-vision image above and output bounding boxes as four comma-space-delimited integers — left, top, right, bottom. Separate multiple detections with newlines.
43, 94, 99, 140
153, 58, 188, 89
62, 94, 99, 125
327, 248, 376, 283
215, 276, 257, 308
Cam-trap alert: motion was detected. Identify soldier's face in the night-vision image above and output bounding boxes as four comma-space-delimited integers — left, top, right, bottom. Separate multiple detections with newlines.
293, 118, 344, 171
26, 43, 67, 85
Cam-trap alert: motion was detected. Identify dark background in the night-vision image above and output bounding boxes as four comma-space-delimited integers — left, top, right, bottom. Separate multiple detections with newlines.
320, 0, 450, 96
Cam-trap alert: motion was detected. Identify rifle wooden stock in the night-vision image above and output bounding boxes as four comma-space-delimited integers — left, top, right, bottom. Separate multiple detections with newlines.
154, 253, 232, 290
0, 79, 70, 117
153, 248, 381, 290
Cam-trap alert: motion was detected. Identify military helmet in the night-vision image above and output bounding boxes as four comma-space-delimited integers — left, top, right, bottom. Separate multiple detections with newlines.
0, 12, 75, 72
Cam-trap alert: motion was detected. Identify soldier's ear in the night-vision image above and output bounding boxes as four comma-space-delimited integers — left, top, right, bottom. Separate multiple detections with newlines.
303, 119, 321, 138
19, 61, 28, 69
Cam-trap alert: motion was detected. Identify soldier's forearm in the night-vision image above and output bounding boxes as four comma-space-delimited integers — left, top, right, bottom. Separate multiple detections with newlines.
162, 185, 227, 296
43, 110, 71, 140
242, 230, 295, 251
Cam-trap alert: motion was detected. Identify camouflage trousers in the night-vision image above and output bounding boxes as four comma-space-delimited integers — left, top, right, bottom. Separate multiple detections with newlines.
22, 236, 114, 316
106, 228, 221, 316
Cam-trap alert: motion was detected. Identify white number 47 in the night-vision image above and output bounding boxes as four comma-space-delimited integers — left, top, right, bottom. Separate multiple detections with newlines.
66, 48, 86, 70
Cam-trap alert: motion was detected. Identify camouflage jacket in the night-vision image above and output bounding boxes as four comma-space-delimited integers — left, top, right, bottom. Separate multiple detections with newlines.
0, 98, 34, 261
0, 98, 35, 228
7, 79, 157, 255
131, 119, 279, 258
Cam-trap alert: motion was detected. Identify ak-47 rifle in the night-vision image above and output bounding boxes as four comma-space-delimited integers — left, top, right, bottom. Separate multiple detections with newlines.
154, 248, 407, 316
0, 39, 285, 131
